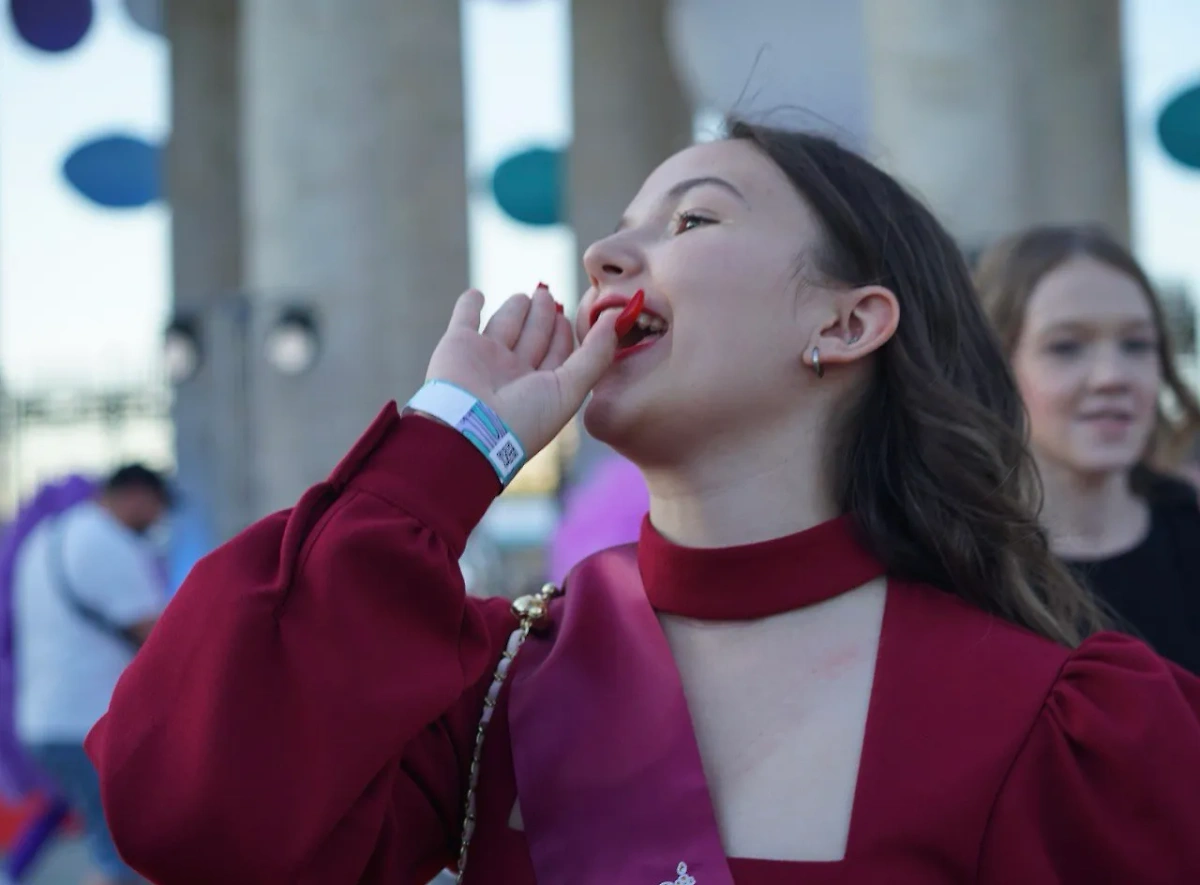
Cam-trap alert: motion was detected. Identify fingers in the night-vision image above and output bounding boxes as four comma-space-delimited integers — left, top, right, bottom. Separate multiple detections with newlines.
448, 289, 485, 332
553, 309, 619, 408
513, 286, 559, 367
482, 293, 532, 349
538, 312, 575, 371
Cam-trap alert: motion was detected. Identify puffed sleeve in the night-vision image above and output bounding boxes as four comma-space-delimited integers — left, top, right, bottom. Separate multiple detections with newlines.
979, 631, 1200, 884
87, 406, 518, 884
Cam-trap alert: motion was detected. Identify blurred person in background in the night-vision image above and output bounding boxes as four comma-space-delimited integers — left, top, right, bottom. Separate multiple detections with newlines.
14, 465, 169, 885
90, 125, 1200, 883
0, 474, 97, 883
545, 452, 647, 586
978, 226, 1200, 675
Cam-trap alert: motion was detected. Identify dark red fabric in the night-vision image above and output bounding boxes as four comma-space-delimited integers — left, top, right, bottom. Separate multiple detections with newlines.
86, 408, 518, 884
638, 513, 884, 619
87, 405, 1200, 883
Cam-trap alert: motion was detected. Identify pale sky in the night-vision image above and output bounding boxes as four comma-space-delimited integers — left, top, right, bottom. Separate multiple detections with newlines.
0, 0, 1197, 393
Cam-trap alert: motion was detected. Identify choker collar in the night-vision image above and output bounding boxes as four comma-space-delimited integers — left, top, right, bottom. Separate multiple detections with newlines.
637, 515, 885, 620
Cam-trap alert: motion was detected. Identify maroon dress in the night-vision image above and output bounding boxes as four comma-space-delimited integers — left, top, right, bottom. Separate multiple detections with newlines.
87, 405, 1200, 883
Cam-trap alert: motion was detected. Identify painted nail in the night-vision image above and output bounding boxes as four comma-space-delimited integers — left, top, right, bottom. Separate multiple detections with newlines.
535, 281, 549, 292
614, 290, 645, 338
554, 301, 564, 314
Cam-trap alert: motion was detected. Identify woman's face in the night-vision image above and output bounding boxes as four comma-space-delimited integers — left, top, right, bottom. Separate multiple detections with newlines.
1011, 256, 1161, 478
575, 139, 830, 458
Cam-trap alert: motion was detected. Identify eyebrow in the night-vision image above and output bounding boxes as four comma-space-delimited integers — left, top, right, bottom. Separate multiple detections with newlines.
615, 175, 748, 232
1040, 318, 1157, 336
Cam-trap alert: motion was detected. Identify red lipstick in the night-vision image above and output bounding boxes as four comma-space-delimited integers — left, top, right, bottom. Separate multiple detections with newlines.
612, 290, 645, 338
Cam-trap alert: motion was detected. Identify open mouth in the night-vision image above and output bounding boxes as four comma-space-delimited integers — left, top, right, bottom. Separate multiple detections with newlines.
617, 311, 668, 351
1080, 410, 1133, 423
589, 293, 669, 355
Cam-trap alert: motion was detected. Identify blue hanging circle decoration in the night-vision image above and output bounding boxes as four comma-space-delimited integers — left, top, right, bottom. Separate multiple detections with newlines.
491, 146, 564, 227
9, 0, 94, 53
62, 134, 163, 209
1158, 82, 1200, 172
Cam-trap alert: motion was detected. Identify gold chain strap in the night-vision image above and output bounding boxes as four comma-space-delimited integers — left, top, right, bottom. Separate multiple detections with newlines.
454, 582, 559, 884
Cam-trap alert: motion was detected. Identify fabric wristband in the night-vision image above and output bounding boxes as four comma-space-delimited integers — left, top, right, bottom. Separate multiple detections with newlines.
405, 380, 527, 486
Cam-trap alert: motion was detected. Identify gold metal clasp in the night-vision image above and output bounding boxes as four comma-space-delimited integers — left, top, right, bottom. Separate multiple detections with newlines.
510, 581, 559, 628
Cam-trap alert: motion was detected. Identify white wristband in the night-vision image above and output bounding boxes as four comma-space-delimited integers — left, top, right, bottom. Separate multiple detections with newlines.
405, 381, 527, 485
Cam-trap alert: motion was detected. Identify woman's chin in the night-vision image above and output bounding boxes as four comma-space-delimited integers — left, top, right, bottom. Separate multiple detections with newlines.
582, 391, 623, 444
1058, 443, 1142, 479
583, 383, 648, 449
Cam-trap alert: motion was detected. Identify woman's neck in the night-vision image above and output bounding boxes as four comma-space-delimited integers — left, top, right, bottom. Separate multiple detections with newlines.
642, 421, 838, 549
1036, 457, 1149, 560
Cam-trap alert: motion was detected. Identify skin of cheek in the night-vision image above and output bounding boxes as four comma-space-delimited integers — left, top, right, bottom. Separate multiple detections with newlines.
1016, 355, 1082, 467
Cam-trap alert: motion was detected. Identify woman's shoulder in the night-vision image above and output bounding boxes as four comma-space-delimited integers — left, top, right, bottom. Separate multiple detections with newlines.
978, 630, 1200, 882
881, 579, 1189, 757
895, 576, 1200, 742
888, 577, 1072, 682
1138, 466, 1200, 511
893, 576, 1198, 697
873, 580, 1070, 801
888, 581, 1200, 876
1046, 629, 1200, 708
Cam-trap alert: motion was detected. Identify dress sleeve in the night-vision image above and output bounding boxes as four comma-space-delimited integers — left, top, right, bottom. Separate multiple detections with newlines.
979, 631, 1200, 884
85, 405, 518, 885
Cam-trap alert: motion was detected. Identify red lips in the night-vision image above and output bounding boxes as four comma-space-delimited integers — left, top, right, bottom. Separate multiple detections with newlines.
589, 290, 646, 338
614, 290, 645, 338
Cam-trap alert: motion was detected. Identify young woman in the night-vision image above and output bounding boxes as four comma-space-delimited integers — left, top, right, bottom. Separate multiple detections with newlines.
88, 125, 1200, 884
977, 226, 1200, 674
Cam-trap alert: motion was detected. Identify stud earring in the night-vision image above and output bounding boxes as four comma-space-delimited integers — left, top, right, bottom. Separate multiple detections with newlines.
811, 346, 824, 379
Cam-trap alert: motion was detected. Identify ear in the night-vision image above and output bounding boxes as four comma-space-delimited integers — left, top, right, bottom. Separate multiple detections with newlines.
805, 284, 899, 371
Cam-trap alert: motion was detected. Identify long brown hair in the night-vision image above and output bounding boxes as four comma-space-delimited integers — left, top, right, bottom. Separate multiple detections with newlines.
728, 121, 1104, 646
975, 224, 1200, 470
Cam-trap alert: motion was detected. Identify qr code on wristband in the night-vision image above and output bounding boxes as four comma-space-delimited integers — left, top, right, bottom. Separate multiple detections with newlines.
494, 439, 521, 470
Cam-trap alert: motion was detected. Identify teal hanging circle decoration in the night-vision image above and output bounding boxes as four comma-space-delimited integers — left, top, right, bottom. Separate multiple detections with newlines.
491, 146, 564, 227
1158, 82, 1200, 171
62, 134, 162, 208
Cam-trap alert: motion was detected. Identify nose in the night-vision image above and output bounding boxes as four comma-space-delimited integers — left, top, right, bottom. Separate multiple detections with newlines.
582, 230, 645, 289
1088, 342, 1132, 390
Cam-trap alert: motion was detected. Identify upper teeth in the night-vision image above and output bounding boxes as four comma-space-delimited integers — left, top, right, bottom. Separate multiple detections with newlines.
636, 314, 667, 332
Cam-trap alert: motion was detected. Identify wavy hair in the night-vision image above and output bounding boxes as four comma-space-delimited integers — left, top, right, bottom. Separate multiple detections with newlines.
729, 121, 1105, 646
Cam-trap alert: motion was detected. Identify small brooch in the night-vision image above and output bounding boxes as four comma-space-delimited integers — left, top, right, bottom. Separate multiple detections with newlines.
660, 861, 696, 885
510, 582, 559, 632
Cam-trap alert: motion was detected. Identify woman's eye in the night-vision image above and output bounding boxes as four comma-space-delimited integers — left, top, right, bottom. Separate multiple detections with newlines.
673, 212, 713, 234
1122, 338, 1156, 355
1047, 341, 1082, 357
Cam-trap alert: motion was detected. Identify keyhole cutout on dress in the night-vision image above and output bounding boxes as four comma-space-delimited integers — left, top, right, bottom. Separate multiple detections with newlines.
508, 579, 885, 864
660, 580, 885, 861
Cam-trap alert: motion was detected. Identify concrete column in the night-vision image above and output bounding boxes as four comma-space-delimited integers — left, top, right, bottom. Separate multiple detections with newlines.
568, 0, 693, 477
165, 0, 249, 542
239, 0, 471, 514
864, 0, 1129, 250
569, 0, 694, 278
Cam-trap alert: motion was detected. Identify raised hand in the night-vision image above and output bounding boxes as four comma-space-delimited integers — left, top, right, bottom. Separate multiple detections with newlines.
422, 285, 623, 458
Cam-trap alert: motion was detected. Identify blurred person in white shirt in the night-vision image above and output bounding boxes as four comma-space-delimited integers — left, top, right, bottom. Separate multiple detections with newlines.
14, 464, 169, 885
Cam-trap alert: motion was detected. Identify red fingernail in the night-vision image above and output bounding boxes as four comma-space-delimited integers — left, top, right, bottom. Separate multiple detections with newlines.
614, 290, 645, 338
554, 301, 564, 314
535, 281, 549, 291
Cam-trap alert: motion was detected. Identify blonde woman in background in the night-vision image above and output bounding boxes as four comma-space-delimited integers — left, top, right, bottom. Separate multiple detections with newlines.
978, 225, 1200, 674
